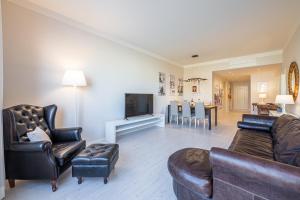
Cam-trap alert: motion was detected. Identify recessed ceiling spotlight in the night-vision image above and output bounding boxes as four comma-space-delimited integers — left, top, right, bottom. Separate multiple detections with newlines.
192, 54, 199, 58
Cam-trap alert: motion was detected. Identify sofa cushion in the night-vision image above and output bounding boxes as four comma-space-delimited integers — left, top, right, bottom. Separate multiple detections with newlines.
168, 148, 212, 198
274, 118, 300, 167
52, 141, 86, 166
229, 129, 274, 160
271, 114, 298, 142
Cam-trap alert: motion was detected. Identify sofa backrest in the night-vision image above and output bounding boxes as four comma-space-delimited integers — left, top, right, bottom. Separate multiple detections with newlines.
272, 114, 300, 167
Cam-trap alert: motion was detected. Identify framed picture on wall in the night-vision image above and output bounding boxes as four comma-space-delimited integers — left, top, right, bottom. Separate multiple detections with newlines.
158, 72, 166, 96
178, 78, 183, 96
257, 82, 268, 93
192, 85, 197, 93
170, 74, 176, 96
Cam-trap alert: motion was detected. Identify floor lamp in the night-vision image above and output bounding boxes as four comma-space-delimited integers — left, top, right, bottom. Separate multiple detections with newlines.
62, 70, 87, 126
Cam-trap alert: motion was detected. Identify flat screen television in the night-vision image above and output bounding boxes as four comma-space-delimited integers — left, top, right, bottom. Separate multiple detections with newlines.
125, 93, 153, 118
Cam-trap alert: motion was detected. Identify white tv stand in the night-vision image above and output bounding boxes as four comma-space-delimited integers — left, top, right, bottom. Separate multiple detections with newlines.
105, 114, 165, 143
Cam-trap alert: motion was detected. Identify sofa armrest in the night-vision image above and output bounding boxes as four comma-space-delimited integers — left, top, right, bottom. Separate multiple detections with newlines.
9, 141, 52, 152
242, 114, 277, 127
237, 121, 272, 132
210, 147, 300, 200
52, 127, 82, 142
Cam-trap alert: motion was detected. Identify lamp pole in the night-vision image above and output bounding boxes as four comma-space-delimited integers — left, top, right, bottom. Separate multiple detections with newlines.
62, 70, 87, 127
73, 86, 79, 127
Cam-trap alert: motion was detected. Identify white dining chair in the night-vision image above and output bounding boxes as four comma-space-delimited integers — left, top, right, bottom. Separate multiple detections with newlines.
193, 102, 207, 128
170, 101, 180, 125
182, 101, 192, 126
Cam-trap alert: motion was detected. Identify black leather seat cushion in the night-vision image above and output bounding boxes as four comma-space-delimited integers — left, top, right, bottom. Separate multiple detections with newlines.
229, 129, 274, 160
168, 148, 212, 198
72, 144, 119, 165
52, 141, 86, 166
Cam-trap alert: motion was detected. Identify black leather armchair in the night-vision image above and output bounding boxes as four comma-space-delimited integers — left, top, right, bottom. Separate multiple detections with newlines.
3, 104, 86, 192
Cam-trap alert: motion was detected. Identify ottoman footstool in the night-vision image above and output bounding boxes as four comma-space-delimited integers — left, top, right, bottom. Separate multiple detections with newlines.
72, 143, 119, 184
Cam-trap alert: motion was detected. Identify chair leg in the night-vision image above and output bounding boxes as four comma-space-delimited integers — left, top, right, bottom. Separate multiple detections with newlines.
195, 119, 197, 128
77, 177, 83, 184
51, 179, 57, 192
189, 117, 192, 126
104, 177, 108, 184
203, 119, 206, 129
177, 116, 179, 125
8, 179, 15, 188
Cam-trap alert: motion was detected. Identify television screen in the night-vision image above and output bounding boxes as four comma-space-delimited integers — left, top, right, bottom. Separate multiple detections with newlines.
125, 94, 153, 118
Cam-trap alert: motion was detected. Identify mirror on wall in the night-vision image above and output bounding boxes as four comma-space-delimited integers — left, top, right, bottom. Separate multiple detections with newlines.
288, 62, 299, 101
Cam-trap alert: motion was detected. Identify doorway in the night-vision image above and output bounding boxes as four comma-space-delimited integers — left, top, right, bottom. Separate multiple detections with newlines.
233, 82, 250, 111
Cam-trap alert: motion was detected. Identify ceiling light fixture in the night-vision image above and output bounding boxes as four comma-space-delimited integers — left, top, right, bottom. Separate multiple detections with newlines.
183, 77, 207, 84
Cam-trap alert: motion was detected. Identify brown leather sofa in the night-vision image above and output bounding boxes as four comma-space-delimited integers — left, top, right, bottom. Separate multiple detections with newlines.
3, 104, 86, 192
168, 114, 300, 200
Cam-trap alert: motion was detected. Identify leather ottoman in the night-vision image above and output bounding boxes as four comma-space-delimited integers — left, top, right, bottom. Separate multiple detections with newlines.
168, 148, 212, 200
72, 143, 119, 184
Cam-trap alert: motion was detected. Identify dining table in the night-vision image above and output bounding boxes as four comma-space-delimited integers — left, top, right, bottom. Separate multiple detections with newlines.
167, 104, 218, 130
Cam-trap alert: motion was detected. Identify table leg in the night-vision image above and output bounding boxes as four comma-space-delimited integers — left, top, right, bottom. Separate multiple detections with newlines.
215, 107, 218, 126
168, 105, 170, 123
208, 109, 212, 130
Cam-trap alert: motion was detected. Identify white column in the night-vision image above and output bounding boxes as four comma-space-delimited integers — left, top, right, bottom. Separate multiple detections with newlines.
0, 1, 5, 198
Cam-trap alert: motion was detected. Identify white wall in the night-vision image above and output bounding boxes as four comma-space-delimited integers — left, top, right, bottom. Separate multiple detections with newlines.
183, 52, 282, 103
0, 1, 5, 198
250, 65, 281, 105
3, 2, 183, 141
282, 25, 300, 115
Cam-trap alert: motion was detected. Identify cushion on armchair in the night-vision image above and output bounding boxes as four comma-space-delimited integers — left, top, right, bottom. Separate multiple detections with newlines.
27, 127, 52, 143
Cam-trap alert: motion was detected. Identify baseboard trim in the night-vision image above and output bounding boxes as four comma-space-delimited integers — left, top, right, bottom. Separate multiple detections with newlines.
0, 186, 5, 200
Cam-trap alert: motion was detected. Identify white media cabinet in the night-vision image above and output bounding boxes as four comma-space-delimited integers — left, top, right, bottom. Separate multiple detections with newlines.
105, 114, 165, 143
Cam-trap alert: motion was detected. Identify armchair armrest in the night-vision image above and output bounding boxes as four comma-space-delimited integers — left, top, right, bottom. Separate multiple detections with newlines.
210, 147, 300, 200
237, 121, 272, 132
9, 141, 52, 152
52, 127, 82, 142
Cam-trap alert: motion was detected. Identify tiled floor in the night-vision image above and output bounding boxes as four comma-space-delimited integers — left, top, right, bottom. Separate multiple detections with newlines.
5, 111, 243, 200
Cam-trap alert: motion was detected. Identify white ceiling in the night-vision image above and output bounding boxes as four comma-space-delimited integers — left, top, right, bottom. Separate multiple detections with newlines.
14, 0, 300, 66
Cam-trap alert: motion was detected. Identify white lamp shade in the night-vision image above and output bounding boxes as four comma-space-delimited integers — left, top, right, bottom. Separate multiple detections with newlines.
62, 70, 87, 87
275, 95, 294, 104
259, 93, 267, 98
